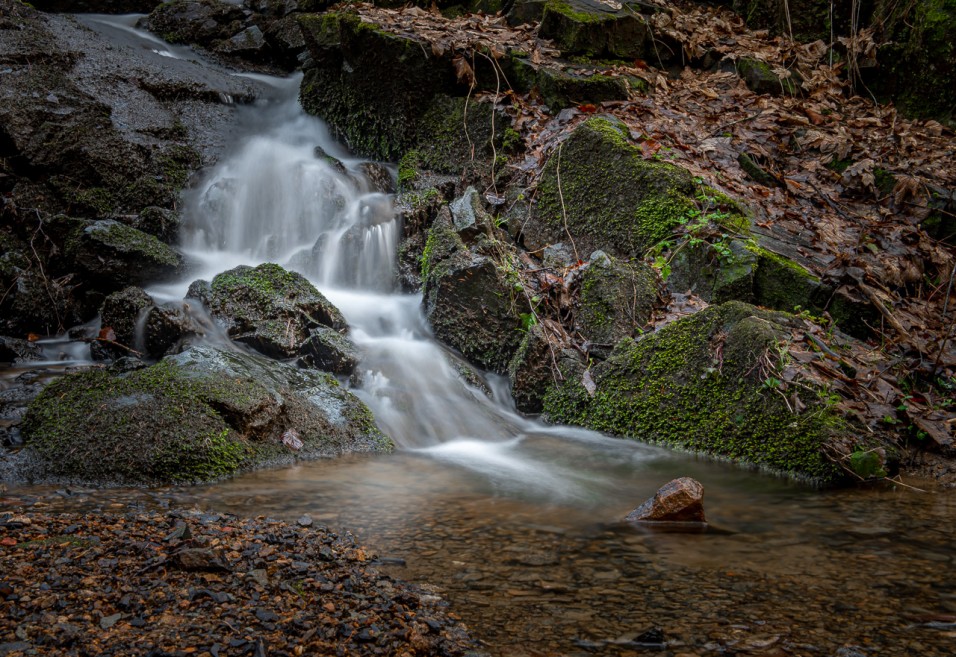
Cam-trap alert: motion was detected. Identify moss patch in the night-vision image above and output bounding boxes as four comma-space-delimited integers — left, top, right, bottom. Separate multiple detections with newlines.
544, 301, 844, 482
530, 117, 696, 257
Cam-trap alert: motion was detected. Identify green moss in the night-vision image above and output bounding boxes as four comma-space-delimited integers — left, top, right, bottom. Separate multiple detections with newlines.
21, 362, 253, 484
86, 221, 180, 266
545, 0, 607, 23
533, 117, 696, 257
398, 150, 421, 188
502, 127, 523, 153
544, 301, 844, 482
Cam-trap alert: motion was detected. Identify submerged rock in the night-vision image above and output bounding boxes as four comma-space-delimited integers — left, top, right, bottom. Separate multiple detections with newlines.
20, 345, 391, 485
626, 477, 706, 523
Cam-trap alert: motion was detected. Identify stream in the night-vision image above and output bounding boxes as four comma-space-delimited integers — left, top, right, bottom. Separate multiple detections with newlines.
2, 14, 956, 657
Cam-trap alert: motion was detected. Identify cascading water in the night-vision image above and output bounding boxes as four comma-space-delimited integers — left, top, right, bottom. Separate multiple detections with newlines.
148, 73, 664, 502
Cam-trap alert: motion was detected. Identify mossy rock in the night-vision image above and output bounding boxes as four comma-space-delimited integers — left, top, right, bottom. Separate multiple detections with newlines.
509, 57, 632, 109
298, 327, 360, 375
205, 263, 346, 361
421, 212, 529, 373
538, 0, 653, 60
67, 219, 183, 288
527, 117, 696, 258
577, 252, 658, 355
668, 239, 758, 303
507, 322, 582, 414
733, 57, 800, 96
544, 301, 846, 483
299, 10, 457, 161
412, 95, 504, 177
100, 286, 154, 347
144, 0, 246, 48
20, 345, 390, 486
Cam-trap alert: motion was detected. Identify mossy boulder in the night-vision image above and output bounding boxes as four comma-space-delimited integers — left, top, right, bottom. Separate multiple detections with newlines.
732, 57, 800, 96
538, 0, 654, 60
298, 327, 360, 375
204, 263, 346, 362
421, 212, 529, 373
507, 321, 581, 414
576, 252, 658, 356
526, 117, 696, 258
67, 220, 183, 288
544, 301, 845, 482
20, 345, 390, 485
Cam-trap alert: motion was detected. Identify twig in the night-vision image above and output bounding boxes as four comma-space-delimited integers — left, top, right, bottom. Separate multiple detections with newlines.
859, 283, 911, 344
555, 142, 580, 262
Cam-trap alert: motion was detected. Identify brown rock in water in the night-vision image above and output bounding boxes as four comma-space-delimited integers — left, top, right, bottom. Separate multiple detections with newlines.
626, 477, 706, 523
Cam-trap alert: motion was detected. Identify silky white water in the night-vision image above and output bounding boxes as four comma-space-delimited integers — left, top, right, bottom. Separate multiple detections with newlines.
146, 74, 666, 502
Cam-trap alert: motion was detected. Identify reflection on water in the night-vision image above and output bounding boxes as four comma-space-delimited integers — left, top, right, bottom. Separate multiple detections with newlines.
8, 454, 956, 657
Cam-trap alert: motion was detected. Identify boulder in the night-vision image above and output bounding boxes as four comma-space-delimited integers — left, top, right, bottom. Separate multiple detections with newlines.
20, 345, 391, 485
143, 302, 203, 358
626, 477, 706, 523
731, 57, 800, 96
133, 207, 182, 243
576, 252, 657, 357
507, 320, 581, 414
67, 220, 183, 288
525, 117, 696, 259
668, 239, 758, 303
538, 0, 654, 60
143, 0, 246, 48
31, 1, 163, 12
205, 263, 347, 361
100, 287, 154, 348
544, 301, 845, 482
421, 210, 529, 374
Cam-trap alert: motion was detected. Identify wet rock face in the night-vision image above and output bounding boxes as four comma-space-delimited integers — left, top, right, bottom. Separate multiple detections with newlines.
68, 220, 183, 289
100, 287, 154, 348
421, 210, 529, 374
627, 477, 706, 523
20, 345, 391, 485
525, 117, 696, 259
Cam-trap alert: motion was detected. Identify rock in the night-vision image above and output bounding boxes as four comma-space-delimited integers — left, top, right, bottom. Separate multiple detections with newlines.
526, 117, 696, 259
667, 239, 758, 303
298, 327, 359, 375
544, 301, 846, 482
296, 515, 313, 527
626, 477, 706, 523
731, 57, 801, 96
143, 302, 203, 358
448, 187, 491, 240
133, 207, 181, 243
174, 547, 231, 572
538, 0, 655, 60
299, 11, 507, 167
576, 253, 657, 357
216, 25, 267, 57
205, 263, 346, 360
68, 220, 183, 288
144, 0, 246, 48
0, 337, 44, 364
421, 210, 529, 373
508, 321, 580, 414
31, 1, 163, 12
520, 61, 634, 110
20, 345, 391, 485
99, 613, 123, 630
357, 162, 395, 194
100, 287, 154, 347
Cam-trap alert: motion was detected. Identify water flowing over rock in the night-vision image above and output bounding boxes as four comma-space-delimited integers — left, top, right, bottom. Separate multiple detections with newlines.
626, 477, 706, 523
20, 345, 391, 485
202, 263, 347, 362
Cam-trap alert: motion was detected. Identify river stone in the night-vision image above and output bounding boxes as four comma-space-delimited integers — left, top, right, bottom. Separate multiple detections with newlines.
544, 301, 846, 482
298, 327, 360, 375
205, 263, 346, 360
20, 344, 391, 485
0, 337, 44, 364
143, 302, 203, 358
626, 477, 706, 523
100, 287, 154, 347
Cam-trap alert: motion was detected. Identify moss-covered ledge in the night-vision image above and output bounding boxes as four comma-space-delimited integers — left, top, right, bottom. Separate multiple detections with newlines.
543, 301, 849, 483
